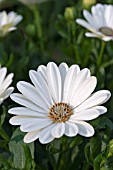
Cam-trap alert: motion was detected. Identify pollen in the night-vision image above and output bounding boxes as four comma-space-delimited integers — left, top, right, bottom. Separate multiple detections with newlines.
48, 102, 73, 123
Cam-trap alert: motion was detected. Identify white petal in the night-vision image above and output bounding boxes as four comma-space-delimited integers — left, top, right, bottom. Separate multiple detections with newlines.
75, 90, 111, 112
59, 63, 68, 85
13, 16, 23, 25
8, 27, 17, 31
8, 11, 16, 22
29, 70, 53, 107
92, 106, 107, 114
65, 122, 78, 137
17, 81, 49, 111
0, 98, 3, 105
37, 65, 47, 81
0, 67, 7, 84
85, 30, 105, 39
75, 121, 94, 137
63, 65, 80, 102
1, 87, 14, 99
24, 129, 41, 143
69, 68, 90, 104
10, 93, 46, 113
70, 76, 97, 107
83, 10, 97, 28
71, 109, 100, 121
8, 11, 23, 25
47, 62, 62, 102
76, 19, 96, 32
91, 4, 105, 28
39, 124, 55, 144
85, 32, 99, 37
59, 63, 68, 101
102, 36, 113, 42
8, 107, 47, 117
51, 123, 65, 138
9, 116, 52, 132
2, 73, 14, 90
0, 11, 7, 26
104, 5, 113, 27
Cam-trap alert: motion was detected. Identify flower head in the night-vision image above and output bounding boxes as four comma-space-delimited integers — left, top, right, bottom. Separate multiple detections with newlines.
0, 11, 23, 37
9, 62, 111, 144
0, 67, 14, 104
76, 4, 113, 41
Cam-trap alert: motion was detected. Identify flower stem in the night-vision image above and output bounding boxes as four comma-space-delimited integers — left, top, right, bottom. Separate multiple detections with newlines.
29, 5, 44, 54
67, 22, 80, 64
97, 41, 106, 67
55, 138, 64, 170
71, 22, 80, 64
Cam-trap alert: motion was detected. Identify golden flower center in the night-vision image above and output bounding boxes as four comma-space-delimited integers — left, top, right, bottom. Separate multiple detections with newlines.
99, 27, 113, 36
48, 102, 73, 123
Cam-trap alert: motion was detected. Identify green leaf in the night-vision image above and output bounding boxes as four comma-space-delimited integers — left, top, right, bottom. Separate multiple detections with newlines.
0, 154, 11, 169
9, 128, 34, 169
0, 128, 9, 141
84, 143, 93, 166
69, 136, 83, 148
0, 106, 7, 127
90, 135, 101, 159
23, 144, 33, 170
0, 140, 8, 149
91, 117, 113, 130
94, 154, 102, 170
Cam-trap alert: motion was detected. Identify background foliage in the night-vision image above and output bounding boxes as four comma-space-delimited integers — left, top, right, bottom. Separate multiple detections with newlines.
0, 0, 113, 169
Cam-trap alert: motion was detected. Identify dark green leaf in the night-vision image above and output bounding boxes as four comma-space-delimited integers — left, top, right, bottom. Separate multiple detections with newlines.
9, 128, 34, 169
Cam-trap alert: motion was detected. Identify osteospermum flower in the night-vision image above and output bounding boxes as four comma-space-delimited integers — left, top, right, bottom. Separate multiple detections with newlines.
0, 67, 14, 104
0, 11, 23, 37
9, 62, 111, 144
76, 4, 113, 41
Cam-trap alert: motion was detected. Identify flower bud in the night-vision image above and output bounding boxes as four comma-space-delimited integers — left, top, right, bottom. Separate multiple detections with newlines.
83, 0, 96, 8
64, 7, 75, 21
26, 24, 36, 38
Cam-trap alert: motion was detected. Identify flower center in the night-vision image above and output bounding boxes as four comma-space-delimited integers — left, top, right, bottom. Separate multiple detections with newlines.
48, 102, 73, 123
99, 27, 113, 36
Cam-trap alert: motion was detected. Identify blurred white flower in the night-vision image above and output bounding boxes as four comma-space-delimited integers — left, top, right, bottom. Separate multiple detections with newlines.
18, 0, 48, 4
0, 11, 23, 37
76, 4, 113, 41
0, 67, 14, 104
9, 62, 111, 144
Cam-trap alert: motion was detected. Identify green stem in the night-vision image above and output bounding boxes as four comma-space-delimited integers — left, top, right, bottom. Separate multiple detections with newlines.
97, 41, 106, 67
33, 6, 42, 40
0, 38, 5, 65
55, 138, 63, 170
29, 5, 44, 54
71, 22, 80, 63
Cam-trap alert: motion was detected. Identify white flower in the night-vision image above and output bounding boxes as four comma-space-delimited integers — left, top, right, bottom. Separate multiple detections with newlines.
0, 67, 14, 104
0, 11, 23, 37
18, 0, 48, 4
76, 4, 113, 41
9, 62, 111, 144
